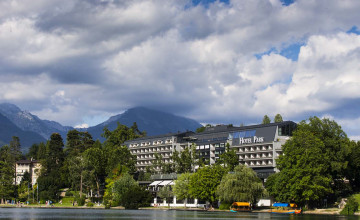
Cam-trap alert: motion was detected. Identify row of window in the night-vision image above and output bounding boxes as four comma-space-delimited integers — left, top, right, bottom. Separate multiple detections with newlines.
136, 160, 172, 166
131, 146, 172, 154
242, 160, 273, 166
239, 153, 273, 159
196, 143, 226, 150
237, 145, 273, 152
129, 139, 173, 148
137, 153, 172, 160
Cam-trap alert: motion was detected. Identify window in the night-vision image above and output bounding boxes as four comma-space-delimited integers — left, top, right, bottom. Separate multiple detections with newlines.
229, 130, 256, 139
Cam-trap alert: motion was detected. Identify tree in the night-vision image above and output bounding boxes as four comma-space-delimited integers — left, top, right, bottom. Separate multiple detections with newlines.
112, 173, 151, 209
196, 124, 213, 133
300, 117, 351, 198
172, 144, 197, 174
64, 130, 96, 195
216, 143, 238, 171
346, 141, 360, 191
106, 145, 137, 176
274, 114, 283, 123
173, 173, 192, 207
65, 130, 94, 157
102, 123, 144, 176
27, 144, 39, 160
17, 171, 32, 202
83, 146, 105, 197
265, 128, 333, 208
67, 156, 86, 196
0, 145, 15, 204
158, 185, 173, 207
189, 165, 226, 204
10, 136, 22, 161
216, 165, 266, 205
262, 115, 271, 124
37, 142, 47, 160
37, 133, 65, 201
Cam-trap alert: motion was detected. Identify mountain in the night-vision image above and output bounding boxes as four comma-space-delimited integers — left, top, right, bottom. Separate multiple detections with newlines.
0, 112, 46, 149
0, 103, 202, 148
86, 107, 202, 141
0, 103, 73, 140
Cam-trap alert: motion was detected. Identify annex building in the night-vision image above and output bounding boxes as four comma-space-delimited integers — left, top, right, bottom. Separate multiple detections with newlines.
125, 121, 296, 179
15, 159, 41, 186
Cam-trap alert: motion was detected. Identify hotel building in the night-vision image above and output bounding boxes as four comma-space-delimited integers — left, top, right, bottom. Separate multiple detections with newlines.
125, 121, 296, 178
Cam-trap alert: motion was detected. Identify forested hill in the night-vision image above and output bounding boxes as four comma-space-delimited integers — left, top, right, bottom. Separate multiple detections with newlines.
86, 107, 202, 141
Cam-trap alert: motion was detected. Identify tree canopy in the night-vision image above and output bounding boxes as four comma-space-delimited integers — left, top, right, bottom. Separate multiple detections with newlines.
173, 173, 192, 203
216, 165, 265, 204
274, 114, 283, 123
265, 117, 350, 207
189, 165, 226, 203
262, 115, 271, 124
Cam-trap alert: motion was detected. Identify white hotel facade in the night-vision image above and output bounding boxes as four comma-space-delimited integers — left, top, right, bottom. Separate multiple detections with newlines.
125, 121, 296, 179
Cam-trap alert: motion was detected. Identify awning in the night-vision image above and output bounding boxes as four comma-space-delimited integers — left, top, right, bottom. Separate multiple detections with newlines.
232, 202, 250, 207
158, 180, 172, 186
169, 181, 175, 185
149, 181, 162, 186
273, 203, 290, 207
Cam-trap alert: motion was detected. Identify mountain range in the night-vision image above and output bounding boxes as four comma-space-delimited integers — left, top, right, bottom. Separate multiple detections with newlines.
0, 103, 202, 151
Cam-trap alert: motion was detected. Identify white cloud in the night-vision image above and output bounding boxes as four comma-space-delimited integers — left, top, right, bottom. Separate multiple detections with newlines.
0, 0, 360, 138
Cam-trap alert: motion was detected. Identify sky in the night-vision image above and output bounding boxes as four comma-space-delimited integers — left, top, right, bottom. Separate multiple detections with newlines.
0, 0, 360, 139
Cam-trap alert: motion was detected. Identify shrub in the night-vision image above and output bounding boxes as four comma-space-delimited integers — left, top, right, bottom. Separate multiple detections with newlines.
65, 191, 73, 196
105, 203, 111, 209
340, 197, 359, 215
219, 202, 231, 210
87, 202, 94, 207
75, 195, 86, 206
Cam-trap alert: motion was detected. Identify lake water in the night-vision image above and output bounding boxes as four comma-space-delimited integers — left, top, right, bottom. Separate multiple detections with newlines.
1, 208, 360, 220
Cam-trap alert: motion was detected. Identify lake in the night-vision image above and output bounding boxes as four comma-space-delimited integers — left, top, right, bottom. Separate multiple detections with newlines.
1, 208, 360, 219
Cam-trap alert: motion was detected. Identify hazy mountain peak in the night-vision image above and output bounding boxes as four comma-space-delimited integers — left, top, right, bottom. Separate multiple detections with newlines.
0, 103, 21, 114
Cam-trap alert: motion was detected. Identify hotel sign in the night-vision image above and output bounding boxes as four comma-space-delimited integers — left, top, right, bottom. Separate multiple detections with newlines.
239, 136, 264, 145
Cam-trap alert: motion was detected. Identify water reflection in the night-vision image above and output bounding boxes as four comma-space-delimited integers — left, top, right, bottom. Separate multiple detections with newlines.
0, 208, 359, 220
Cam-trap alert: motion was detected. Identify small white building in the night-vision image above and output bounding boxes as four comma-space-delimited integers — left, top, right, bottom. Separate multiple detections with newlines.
15, 159, 41, 186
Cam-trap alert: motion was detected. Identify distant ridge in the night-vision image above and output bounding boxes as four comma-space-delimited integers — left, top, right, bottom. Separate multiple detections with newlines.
0, 111, 46, 149
0, 103, 202, 150
0, 103, 73, 140
86, 107, 202, 141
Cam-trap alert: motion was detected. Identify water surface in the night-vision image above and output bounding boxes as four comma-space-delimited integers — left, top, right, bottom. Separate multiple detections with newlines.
0, 208, 359, 220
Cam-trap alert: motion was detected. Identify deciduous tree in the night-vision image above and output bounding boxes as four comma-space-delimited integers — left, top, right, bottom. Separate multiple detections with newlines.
216, 165, 265, 205
189, 165, 226, 204
274, 114, 283, 123
173, 172, 192, 207
216, 143, 238, 171
265, 128, 333, 208
262, 115, 271, 124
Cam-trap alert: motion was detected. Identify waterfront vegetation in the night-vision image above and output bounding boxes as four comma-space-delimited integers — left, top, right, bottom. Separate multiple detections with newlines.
0, 117, 360, 215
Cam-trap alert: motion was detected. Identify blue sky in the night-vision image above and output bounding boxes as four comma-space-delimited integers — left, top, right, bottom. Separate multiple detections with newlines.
0, 0, 360, 139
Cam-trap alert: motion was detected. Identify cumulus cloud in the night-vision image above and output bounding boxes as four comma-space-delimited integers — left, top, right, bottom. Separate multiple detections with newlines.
0, 0, 360, 138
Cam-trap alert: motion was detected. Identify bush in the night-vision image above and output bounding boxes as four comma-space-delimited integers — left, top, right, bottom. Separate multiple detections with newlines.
65, 191, 73, 196
219, 202, 231, 210
75, 195, 86, 206
105, 203, 111, 209
340, 197, 359, 215
87, 202, 94, 207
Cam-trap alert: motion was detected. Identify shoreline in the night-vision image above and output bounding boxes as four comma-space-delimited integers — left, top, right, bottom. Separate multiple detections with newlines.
1, 204, 358, 215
